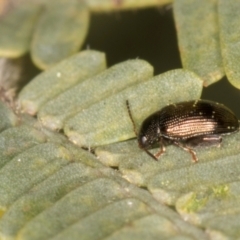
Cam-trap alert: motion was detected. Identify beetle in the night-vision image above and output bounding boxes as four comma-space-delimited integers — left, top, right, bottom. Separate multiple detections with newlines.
126, 99, 239, 162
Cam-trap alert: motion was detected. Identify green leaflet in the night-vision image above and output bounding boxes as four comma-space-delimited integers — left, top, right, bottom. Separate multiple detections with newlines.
31, 0, 90, 69
95, 139, 140, 167
104, 215, 185, 240
48, 199, 151, 240
174, 0, 224, 86
0, 125, 46, 168
148, 151, 240, 205
18, 50, 106, 115
17, 179, 132, 240
38, 59, 153, 131
0, 174, 119, 239
219, 0, 240, 89
176, 183, 240, 238
64, 69, 203, 147
0, 143, 72, 211
0, 4, 41, 58
87, 0, 172, 12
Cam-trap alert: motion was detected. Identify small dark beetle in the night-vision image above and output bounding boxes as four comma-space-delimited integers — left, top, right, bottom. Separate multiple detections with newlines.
126, 100, 239, 162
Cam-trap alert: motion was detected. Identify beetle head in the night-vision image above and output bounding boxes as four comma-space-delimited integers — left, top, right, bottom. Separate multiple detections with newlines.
138, 114, 160, 149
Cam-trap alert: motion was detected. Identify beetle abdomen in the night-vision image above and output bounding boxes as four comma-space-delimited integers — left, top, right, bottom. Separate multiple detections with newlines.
159, 100, 239, 140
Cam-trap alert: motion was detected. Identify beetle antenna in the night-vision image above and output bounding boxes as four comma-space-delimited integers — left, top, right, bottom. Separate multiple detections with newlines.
126, 100, 138, 136
144, 149, 158, 161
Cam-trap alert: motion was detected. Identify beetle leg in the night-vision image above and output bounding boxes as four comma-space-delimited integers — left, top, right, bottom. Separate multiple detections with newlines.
142, 138, 166, 161
173, 141, 198, 163
155, 138, 166, 158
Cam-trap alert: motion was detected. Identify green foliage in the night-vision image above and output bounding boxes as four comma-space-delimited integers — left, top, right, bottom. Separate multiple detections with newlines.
31, 0, 90, 69
218, 0, 240, 89
18, 50, 106, 115
0, 4, 40, 58
64, 69, 202, 147
0, 0, 240, 239
0, 0, 172, 69
37, 59, 153, 131
174, 0, 224, 86
174, 0, 240, 88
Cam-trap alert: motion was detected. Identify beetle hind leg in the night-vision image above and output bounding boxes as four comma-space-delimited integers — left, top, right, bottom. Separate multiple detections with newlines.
173, 135, 223, 162
173, 141, 198, 163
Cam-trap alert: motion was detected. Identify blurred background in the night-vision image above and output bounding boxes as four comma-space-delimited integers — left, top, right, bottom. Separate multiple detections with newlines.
1, 2, 240, 116
84, 7, 240, 117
